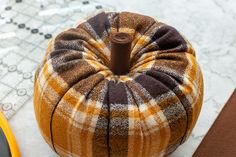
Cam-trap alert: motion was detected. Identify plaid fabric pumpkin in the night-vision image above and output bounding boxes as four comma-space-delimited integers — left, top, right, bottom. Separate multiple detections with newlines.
34, 11, 204, 157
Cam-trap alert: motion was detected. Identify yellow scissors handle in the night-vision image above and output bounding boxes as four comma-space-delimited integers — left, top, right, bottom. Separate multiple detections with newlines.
0, 111, 21, 157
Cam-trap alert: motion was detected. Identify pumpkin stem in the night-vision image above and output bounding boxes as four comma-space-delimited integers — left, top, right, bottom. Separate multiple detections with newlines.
110, 32, 132, 75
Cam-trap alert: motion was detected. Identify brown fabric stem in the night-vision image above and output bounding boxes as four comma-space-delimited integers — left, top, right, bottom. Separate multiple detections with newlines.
110, 32, 132, 75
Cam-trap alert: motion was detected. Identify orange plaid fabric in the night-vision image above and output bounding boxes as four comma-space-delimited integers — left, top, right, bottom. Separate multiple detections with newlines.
34, 11, 204, 157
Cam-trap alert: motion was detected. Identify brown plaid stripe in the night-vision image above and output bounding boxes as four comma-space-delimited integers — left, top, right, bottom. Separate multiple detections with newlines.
34, 11, 204, 157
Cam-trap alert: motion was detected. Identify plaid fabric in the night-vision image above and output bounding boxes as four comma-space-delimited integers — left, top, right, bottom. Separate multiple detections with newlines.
34, 11, 204, 157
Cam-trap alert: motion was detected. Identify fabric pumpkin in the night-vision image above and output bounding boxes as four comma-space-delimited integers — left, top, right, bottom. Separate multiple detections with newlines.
34, 11, 204, 157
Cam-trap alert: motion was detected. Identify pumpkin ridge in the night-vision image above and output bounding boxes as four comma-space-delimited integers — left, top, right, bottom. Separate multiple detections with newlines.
130, 21, 159, 64
50, 73, 106, 154
144, 70, 189, 146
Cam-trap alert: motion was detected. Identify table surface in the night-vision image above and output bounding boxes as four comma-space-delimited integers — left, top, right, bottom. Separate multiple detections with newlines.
1, 0, 236, 157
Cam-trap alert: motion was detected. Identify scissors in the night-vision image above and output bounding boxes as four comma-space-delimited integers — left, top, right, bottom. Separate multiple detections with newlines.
0, 110, 20, 157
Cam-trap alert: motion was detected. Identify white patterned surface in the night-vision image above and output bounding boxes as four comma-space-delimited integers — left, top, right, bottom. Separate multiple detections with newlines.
1, 0, 236, 157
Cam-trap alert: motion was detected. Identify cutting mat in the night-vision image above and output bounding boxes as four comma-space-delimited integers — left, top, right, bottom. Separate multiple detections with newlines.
0, 0, 115, 119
